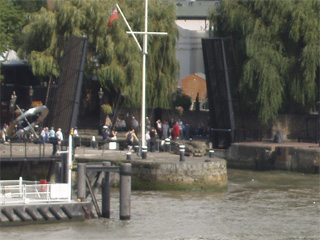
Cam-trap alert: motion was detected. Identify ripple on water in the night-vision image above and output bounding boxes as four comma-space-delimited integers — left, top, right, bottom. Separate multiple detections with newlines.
1, 170, 319, 240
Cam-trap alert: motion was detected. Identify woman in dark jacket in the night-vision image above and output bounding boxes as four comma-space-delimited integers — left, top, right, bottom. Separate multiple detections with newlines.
150, 127, 157, 152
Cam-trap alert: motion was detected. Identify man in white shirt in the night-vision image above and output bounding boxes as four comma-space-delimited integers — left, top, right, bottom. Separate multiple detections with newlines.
56, 128, 63, 150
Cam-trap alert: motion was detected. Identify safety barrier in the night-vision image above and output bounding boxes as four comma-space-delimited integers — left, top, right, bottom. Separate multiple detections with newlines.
0, 142, 54, 159
0, 178, 69, 205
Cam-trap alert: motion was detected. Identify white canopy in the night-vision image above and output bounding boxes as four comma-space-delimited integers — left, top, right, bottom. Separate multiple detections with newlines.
0, 50, 25, 65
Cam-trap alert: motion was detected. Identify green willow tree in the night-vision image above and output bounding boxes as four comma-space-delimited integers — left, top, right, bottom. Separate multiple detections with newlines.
19, 0, 179, 108
0, 1, 25, 55
209, 0, 320, 124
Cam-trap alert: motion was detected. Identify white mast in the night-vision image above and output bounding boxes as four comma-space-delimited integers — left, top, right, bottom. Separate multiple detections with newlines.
117, 0, 167, 150
141, 0, 148, 148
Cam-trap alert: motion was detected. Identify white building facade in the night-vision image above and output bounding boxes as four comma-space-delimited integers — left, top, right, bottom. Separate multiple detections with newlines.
174, 0, 219, 86
175, 24, 209, 84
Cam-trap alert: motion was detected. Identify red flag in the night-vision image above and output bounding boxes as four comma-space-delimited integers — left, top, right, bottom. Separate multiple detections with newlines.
107, 8, 118, 29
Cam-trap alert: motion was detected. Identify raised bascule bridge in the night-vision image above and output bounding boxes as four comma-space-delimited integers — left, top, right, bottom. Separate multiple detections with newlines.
0, 35, 132, 226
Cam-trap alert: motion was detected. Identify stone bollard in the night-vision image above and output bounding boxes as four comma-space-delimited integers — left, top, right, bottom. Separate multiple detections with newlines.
77, 163, 86, 201
91, 136, 97, 149
126, 152, 132, 161
102, 162, 111, 218
165, 138, 171, 152
179, 145, 185, 162
209, 150, 215, 158
141, 146, 147, 159
134, 145, 139, 153
120, 163, 131, 220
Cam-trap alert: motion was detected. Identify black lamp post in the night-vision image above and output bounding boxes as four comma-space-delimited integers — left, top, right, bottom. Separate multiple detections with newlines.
10, 91, 17, 122
0, 81, 1, 129
317, 99, 320, 147
28, 86, 34, 108
98, 87, 104, 134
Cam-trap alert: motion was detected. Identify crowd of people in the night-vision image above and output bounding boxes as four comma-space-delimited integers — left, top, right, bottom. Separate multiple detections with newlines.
0, 122, 69, 156
102, 114, 210, 152
40, 126, 64, 155
2, 112, 210, 154
105, 114, 208, 140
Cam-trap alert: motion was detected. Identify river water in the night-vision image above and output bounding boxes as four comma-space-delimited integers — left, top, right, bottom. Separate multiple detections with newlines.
2, 169, 319, 240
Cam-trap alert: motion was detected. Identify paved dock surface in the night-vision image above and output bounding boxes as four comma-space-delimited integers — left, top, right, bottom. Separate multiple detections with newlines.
232, 141, 319, 148
73, 139, 319, 161
74, 147, 214, 163
74, 139, 319, 174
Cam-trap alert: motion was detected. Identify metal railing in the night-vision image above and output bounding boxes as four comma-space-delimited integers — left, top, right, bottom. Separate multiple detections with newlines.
0, 178, 69, 205
0, 141, 54, 159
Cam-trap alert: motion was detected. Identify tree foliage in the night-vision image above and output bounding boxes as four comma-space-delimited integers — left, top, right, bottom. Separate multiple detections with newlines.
0, 0, 25, 54
209, 0, 320, 124
19, 0, 179, 109
15, 0, 46, 13
172, 89, 192, 112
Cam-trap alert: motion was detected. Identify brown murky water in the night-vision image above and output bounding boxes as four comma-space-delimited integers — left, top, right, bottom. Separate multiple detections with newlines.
2, 169, 319, 240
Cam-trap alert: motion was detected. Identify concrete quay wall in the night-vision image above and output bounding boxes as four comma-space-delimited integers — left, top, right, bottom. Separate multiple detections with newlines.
215, 142, 320, 173
75, 153, 227, 191
274, 146, 320, 173
0, 143, 53, 158
130, 159, 227, 190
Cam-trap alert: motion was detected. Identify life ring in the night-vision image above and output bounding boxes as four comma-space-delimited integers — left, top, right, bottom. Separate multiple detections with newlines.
7, 105, 49, 138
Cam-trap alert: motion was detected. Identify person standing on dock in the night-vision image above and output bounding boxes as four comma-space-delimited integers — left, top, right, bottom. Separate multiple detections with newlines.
56, 128, 64, 151
126, 129, 139, 151
150, 127, 157, 152
162, 121, 169, 139
131, 116, 139, 134
176, 119, 184, 139
184, 122, 190, 140
146, 117, 151, 132
156, 119, 162, 139
40, 127, 49, 143
49, 127, 58, 155
173, 123, 180, 140
1, 123, 8, 143
145, 130, 151, 150
49, 127, 55, 139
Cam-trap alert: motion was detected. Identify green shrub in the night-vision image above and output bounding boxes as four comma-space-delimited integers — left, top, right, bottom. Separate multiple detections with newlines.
172, 90, 192, 111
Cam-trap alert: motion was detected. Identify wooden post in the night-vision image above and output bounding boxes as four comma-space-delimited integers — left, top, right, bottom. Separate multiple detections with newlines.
102, 162, 111, 218
60, 152, 68, 183
77, 163, 86, 201
120, 163, 131, 220
54, 162, 62, 183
